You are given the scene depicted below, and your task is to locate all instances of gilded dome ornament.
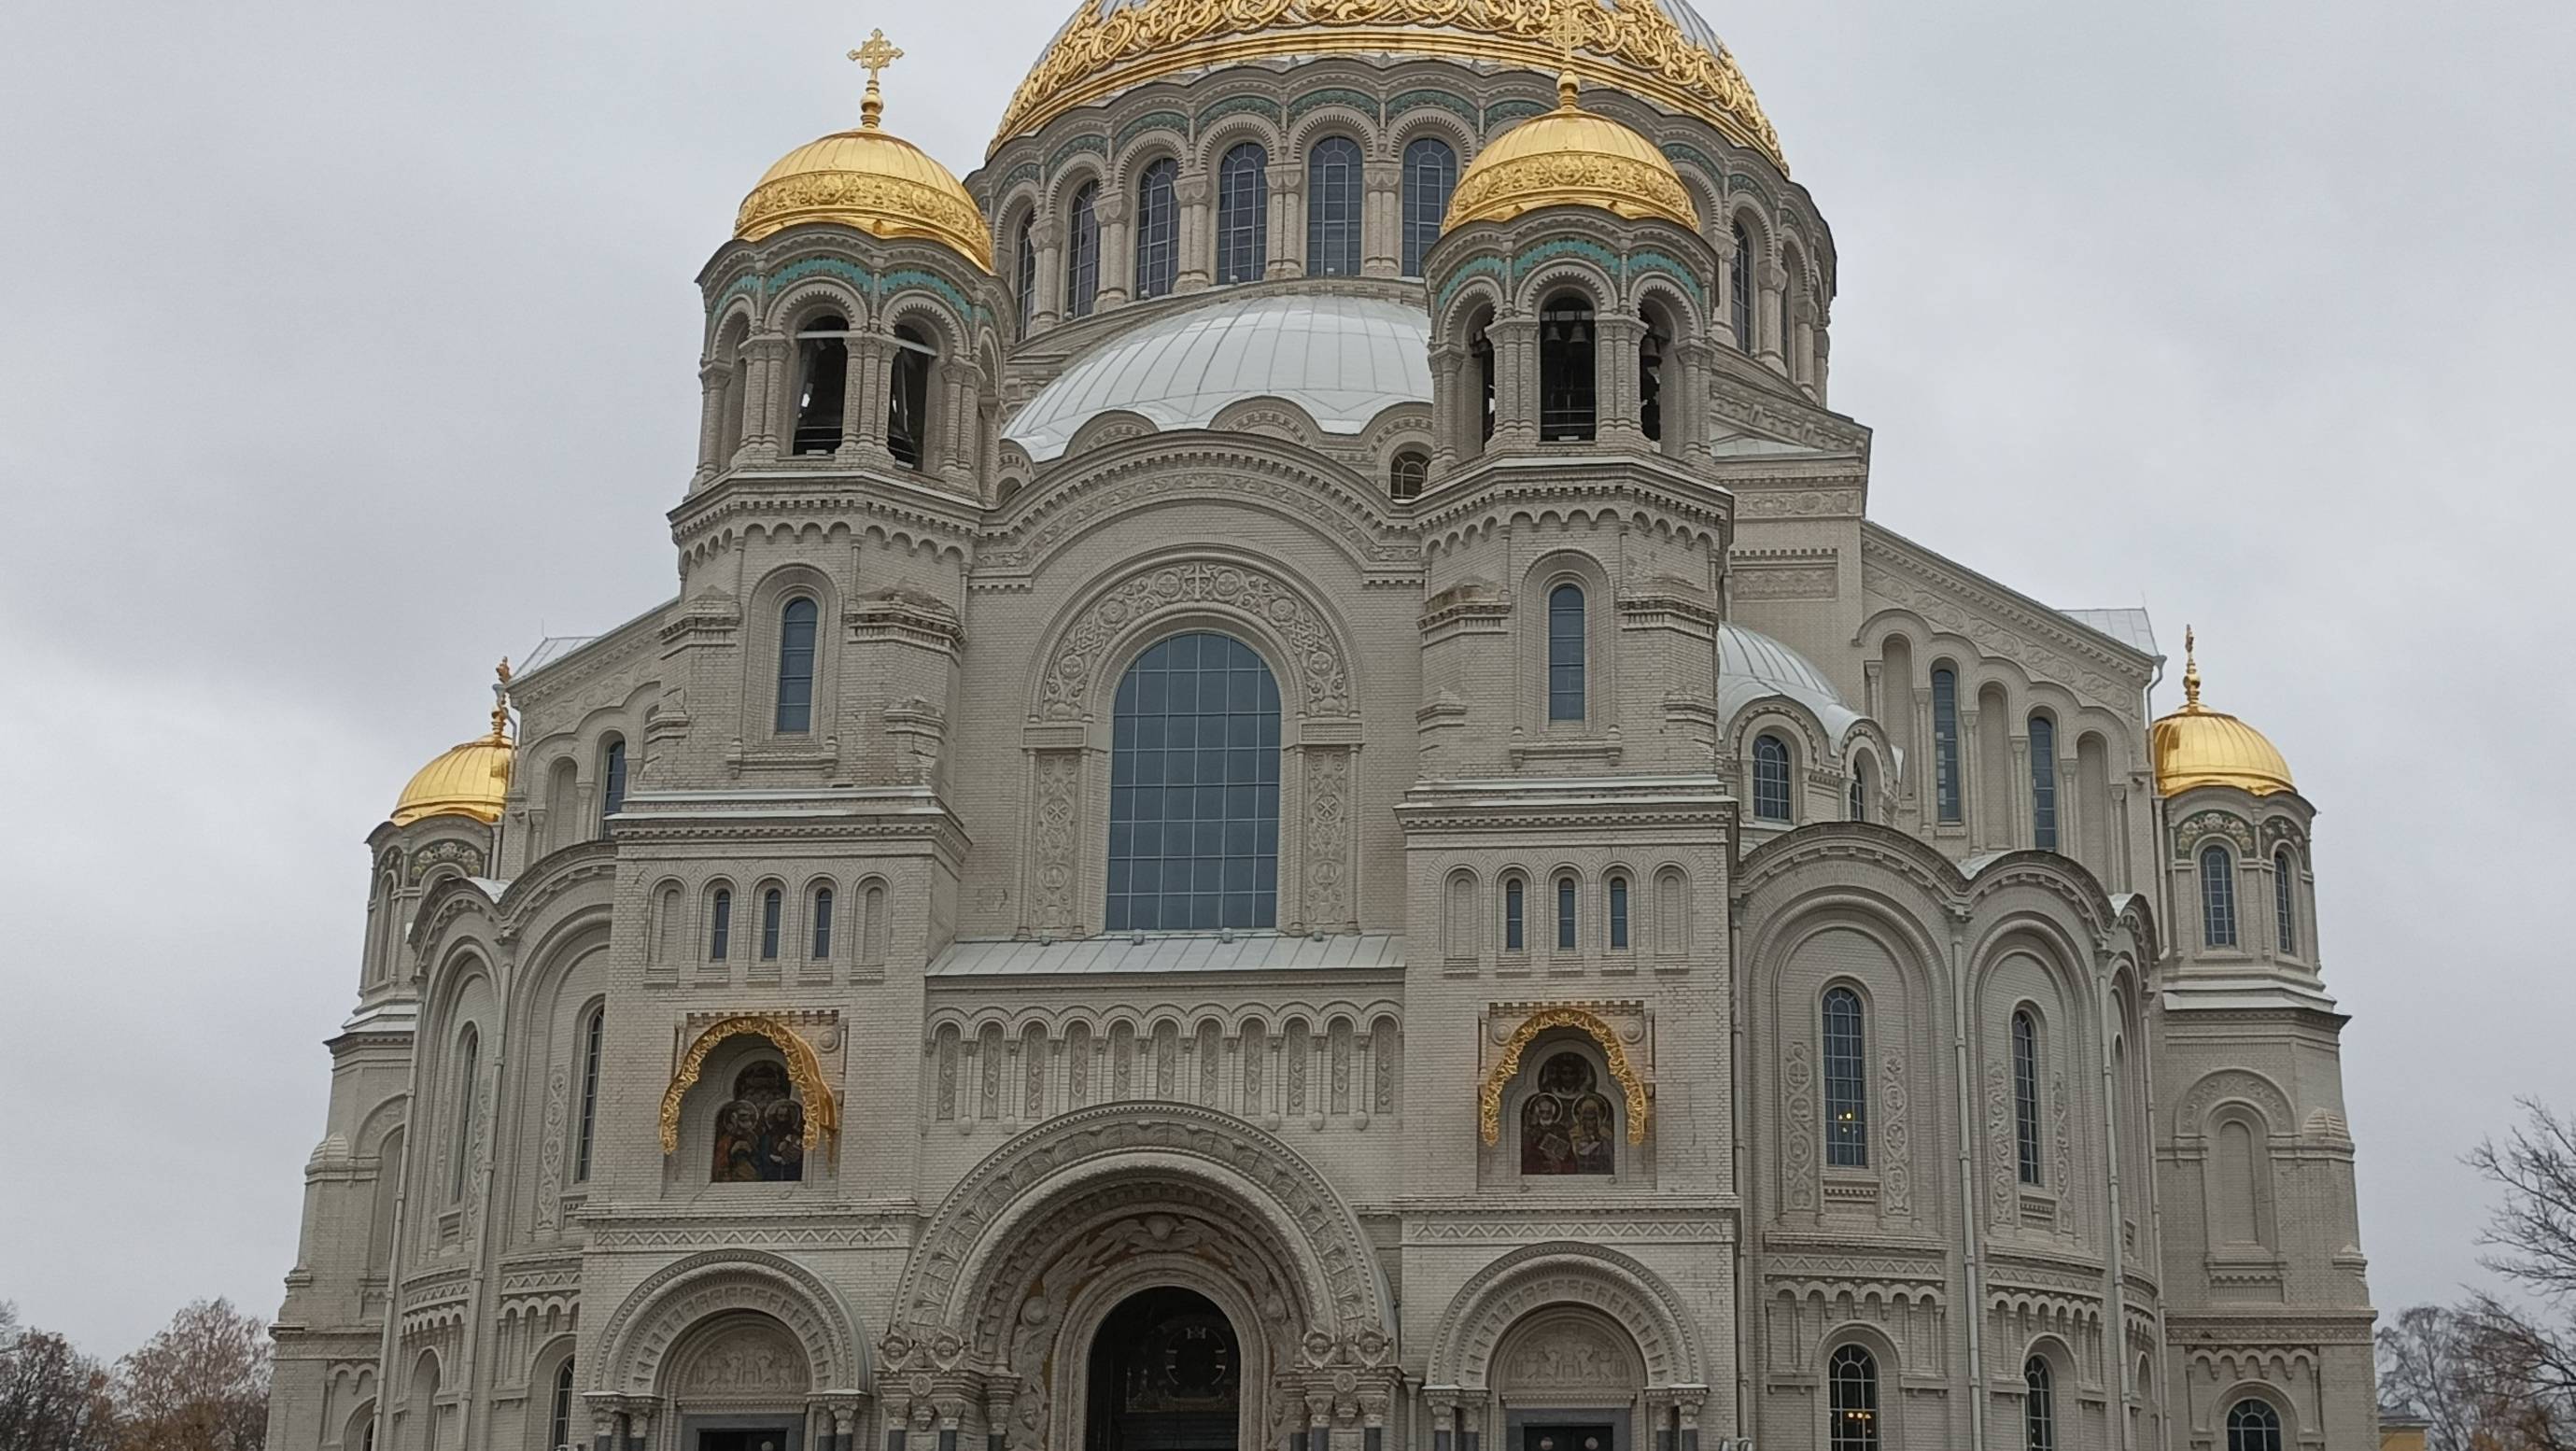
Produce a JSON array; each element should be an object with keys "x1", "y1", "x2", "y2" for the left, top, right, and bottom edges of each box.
[
  {"x1": 389, "y1": 659, "x2": 515, "y2": 827},
  {"x1": 1442, "y1": 71, "x2": 1699, "y2": 232},
  {"x1": 2150, "y1": 627, "x2": 2299, "y2": 798}
]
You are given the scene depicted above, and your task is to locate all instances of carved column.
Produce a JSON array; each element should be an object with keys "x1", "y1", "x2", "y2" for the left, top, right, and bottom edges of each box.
[
  {"x1": 1595, "y1": 313, "x2": 1646, "y2": 448},
  {"x1": 1363, "y1": 161, "x2": 1403, "y2": 277},
  {"x1": 585, "y1": 1401, "x2": 620, "y2": 1451},
  {"x1": 1674, "y1": 338, "x2": 1716, "y2": 464},
  {"x1": 841, "y1": 331, "x2": 892, "y2": 466},
  {"x1": 1492, "y1": 317, "x2": 1541, "y2": 448},
  {"x1": 1710, "y1": 226, "x2": 1741, "y2": 354},
  {"x1": 1094, "y1": 190, "x2": 1134, "y2": 308},
  {"x1": 693, "y1": 359, "x2": 730, "y2": 486},
  {"x1": 622, "y1": 1400, "x2": 657, "y2": 1451},
  {"x1": 740, "y1": 331, "x2": 791, "y2": 460},
  {"x1": 1755, "y1": 261, "x2": 1787, "y2": 370},
  {"x1": 1175, "y1": 171, "x2": 1214, "y2": 292},
  {"x1": 1268, "y1": 162, "x2": 1304, "y2": 279},
  {"x1": 1032, "y1": 219, "x2": 1066, "y2": 327}
]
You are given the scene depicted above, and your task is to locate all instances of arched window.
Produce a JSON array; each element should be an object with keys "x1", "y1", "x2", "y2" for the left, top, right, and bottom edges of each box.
[
  {"x1": 1134, "y1": 158, "x2": 1179, "y2": 301},
  {"x1": 449, "y1": 1028, "x2": 479, "y2": 1202},
  {"x1": 2202, "y1": 844, "x2": 2239, "y2": 948},
  {"x1": 1539, "y1": 293, "x2": 1598, "y2": 442},
  {"x1": 1389, "y1": 449, "x2": 1429, "y2": 501},
  {"x1": 1503, "y1": 878, "x2": 1526, "y2": 953},
  {"x1": 811, "y1": 885, "x2": 835, "y2": 959},
  {"x1": 2273, "y1": 850, "x2": 2298, "y2": 952},
  {"x1": 1931, "y1": 667, "x2": 1963, "y2": 824},
  {"x1": 1215, "y1": 142, "x2": 1268, "y2": 285},
  {"x1": 1306, "y1": 136, "x2": 1363, "y2": 277},
  {"x1": 1401, "y1": 136, "x2": 1458, "y2": 277},
  {"x1": 1823, "y1": 986, "x2": 1868, "y2": 1168},
  {"x1": 598, "y1": 737, "x2": 626, "y2": 826},
  {"x1": 549, "y1": 1360, "x2": 575, "y2": 1451},
  {"x1": 1828, "y1": 1345, "x2": 1879, "y2": 1450},
  {"x1": 888, "y1": 322, "x2": 935, "y2": 470},
  {"x1": 1105, "y1": 632, "x2": 1281, "y2": 931},
  {"x1": 2226, "y1": 1400, "x2": 2282, "y2": 1451},
  {"x1": 1753, "y1": 734, "x2": 1793, "y2": 822},
  {"x1": 1606, "y1": 874, "x2": 1630, "y2": 951},
  {"x1": 1546, "y1": 584, "x2": 1586, "y2": 722},
  {"x1": 1064, "y1": 181, "x2": 1101, "y2": 319},
  {"x1": 573, "y1": 1007, "x2": 603, "y2": 1183},
  {"x1": 1850, "y1": 756, "x2": 1874, "y2": 823},
  {"x1": 1014, "y1": 216, "x2": 1037, "y2": 336},
  {"x1": 2024, "y1": 1358, "x2": 2056, "y2": 1451},
  {"x1": 1640, "y1": 310, "x2": 1670, "y2": 443},
  {"x1": 1555, "y1": 875, "x2": 1578, "y2": 951},
  {"x1": 775, "y1": 598, "x2": 818, "y2": 733},
  {"x1": 791, "y1": 314, "x2": 849, "y2": 455},
  {"x1": 2028, "y1": 713, "x2": 2060, "y2": 850},
  {"x1": 1728, "y1": 221, "x2": 1756, "y2": 353},
  {"x1": 2012, "y1": 1008, "x2": 2043, "y2": 1186},
  {"x1": 759, "y1": 887, "x2": 783, "y2": 960},
  {"x1": 709, "y1": 888, "x2": 732, "y2": 961}
]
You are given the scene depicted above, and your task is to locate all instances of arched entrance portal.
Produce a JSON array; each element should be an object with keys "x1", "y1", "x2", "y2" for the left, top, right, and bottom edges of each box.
[{"x1": 1085, "y1": 1288, "x2": 1242, "y2": 1451}]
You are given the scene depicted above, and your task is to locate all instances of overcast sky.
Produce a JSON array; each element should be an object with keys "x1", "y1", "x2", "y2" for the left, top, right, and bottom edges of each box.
[{"x1": 2, "y1": 0, "x2": 2569, "y2": 1359}]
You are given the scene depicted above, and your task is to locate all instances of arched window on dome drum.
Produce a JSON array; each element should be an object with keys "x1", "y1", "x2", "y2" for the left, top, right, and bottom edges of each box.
[
  {"x1": 2012, "y1": 1008, "x2": 2043, "y2": 1186},
  {"x1": 1065, "y1": 182, "x2": 1101, "y2": 319},
  {"x1": 1503, "y1": 877, "x2": 1526, "y2": 953},
  {"x1": 1471, "y1": 312, "x2": 1498, "y2": 444},
  {"x1": 811, "y1": 885, "x2": 835, "y2": 959},
  {"x1": 1850, "y1": 756, "x2": 1874, "y2": 823},
  {"x1": 1729, "y1": 221, "x2": 1756, "y2": 353},
  {"x1": 2024, "y1": 1358, "x2": 2056, "y2": 1451},
  {"x1": 598, "y1": 737, "x2": 626, "y2": 827},
  {"x1": 1931, "y1": 667, "x2": 1963, "y2": 824},
  {"x1": 1215, "y1": 142, "x2": 1268, "y2": 285},
  {"x1": 1539, "y1": 293, "x2": 1598, "y2": 442},
  {"x1": 1823, "y1": 986, "x2": 1867, "y2": 1168},
  {"x1": 888, "y1": 323, "x2": 936, "y2": 471},
  {"x1": 1555, "y1": 875, "x2": 1578, "y2": 951},
  {"x1": 1828, "y1": 1345, "x2": 1879, "y2": 1450},
  {"x1": 573, "y1": 1006, "x2": 603, "y2": 1183},
  {"x1": 2029, "y1": 712, "x2": 2059, "y2": 852},
  {"x1": 1014, "y1": 217, "x2": 1037, "y2": 337},
  {"x1": 1546, "y1": 584, "x2": 1585, "y2": 722},
  {"x1": 449, "y1": 1027, "x2": 479, "y2": 1202},
  {"x1": 1306, "y1": 136, "x2": 1363, "y2": 277},
  {"x1": 1389, "y1": 449, "x2": 1429, "y2": 502},
  {"x1": 2202, "y1": 844, "x2": 2239, "y2": 948},
  {"x1": 1401, "y1": 137, "x2": 1457, "y2": 278},
  {"x1": 2226, "y1": 1400, "x2": 2282, "y2": 1451},
  {"x1": 1753, "y1": 734, "x2": 1793, "y2": 822},
  {"x1": 2273, "y1": 849, "x2": 2298, "y2": 953},
  {"x1": 791, "y1": 314, "x2": 849, "y2": 455},
  {"x1": 1640, "y1": 309, "x2": 1671, "y2": 444},
  {"x1": 759, "y1": 887, "x2": 783, "y2": 960},
  {"x1": 1134, "y1": 157, "x2": 1178, "y2": 300},
  {"x1": 1106, "y1": 632, "x2": 1281, "y2": 932},
  {"x1": 709, "y1": 888, "x2": 731, "y2": 961},
  {"x1": 775, "y1": 598, "x2": 818, "y2": 733}
]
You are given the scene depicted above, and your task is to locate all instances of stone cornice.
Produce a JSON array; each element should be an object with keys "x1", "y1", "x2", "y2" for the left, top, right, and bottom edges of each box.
[
  {"x1": 511, "y1": 598, "x2": 675, "y2": 710},
  {"x1": 671, "y1": 472, "x2": 982, "y2": 564},
  {"x1": 1414, "y1": 454, "x2": 1734, "y2": 551},
  {"x1": 1397, "y1": 776, "x2": 1733, "y2": 835},
  {"x1": 1862, "y1": 523, "x2": 2158, "y2": 688}
]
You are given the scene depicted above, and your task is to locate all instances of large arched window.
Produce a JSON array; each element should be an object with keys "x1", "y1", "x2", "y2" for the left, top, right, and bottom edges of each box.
[
  {"x1": 572, "y1": 1006, "x2": 603, "y2": 1183},
  {"x1": 1753, "y1": 734, "x2": 1793, "y2": 822},
  {"x1": 1389, "y1": 448, "x2": 1429, "y2": 501},
  {"x1": 1014, "y1": 216, "x2": 1037, "y2": 336},
  {"x1": 2226, "y1": 1400, "x2": 2282, "y2": 1451},
  {"x1": 598, "y1": 737, "x2": 626, "y2": 826},
  {"x1": 1306, "y1": 136, "x2": 1363, "y2": 277},
  {"x1": 1546, "y1": 584, "x2": 1586, "y2": 722},
  {"x1": 1828, "y1": 1345, "x2": 1879, "y2": 1450},
  {"x1": 1931, "y1": 667, "x2": 1964, "y2": 824},
  {"x1": 1134, "y1": 158, "x2": 1179, "y2": 300},
  {"x1": 2202, "y1": 845, "x2": 2239, "y2": 948},
  {"x1": 775, "y1": 598, "x2": 818, "y2": 733},
  {"x1": 1728, "y1": 221, "x2": 1756, "y2": 353},
  {"x1": 2012, "y1": 1008, "x2": 2043, "y2": 1186},
  {"x1": 1401, "y1": 136, "x2": 1458, "y2": 277},
  {"x1": 791, "y1": 313, "x2": 849, "y2": 455},
  {"x1": 888, "y1": 322, "x2": 935, "y2": 470},
  {"x1": 759, "y1": 887, "x2": 783, "y2": 960},
  {"x1": 709, "y1": 888, "x2": 733, "y2": 961},
  {"x1": 2029, "y1": 712, "x2": 2059, "y2": 851},
  {"x1": 449, "y1": 1028, "x2": 479, "y2": 1202},
  {"x1": 549, "y1": 1360, "x2": 576, "y2": 1451},
  {"x1": 1064, "y1": 181, "x2": 1101, "y2": 319},
  {"x1": 1539, "y1": 293, "x2": 1598, "y2": 442},
  {"x1": 1106, "y1": 633, "x2": 1281, "y2": 931},
  {"x1": 2273, "y1": 849, "x2": 2298, "y2": 953},
  {"x1": 2024, "y1": 1357, "x2": 2056, "y2": 1451},
  {"x1": 811, "y1": 885, "x2": 836, "y2": 959},
  {"x1": 1823, "y1": 986, "x2": 1868, "y2": 1168},
  {"x1": 1215, "y1": 142, "x2": 1268, "y2": 285}
]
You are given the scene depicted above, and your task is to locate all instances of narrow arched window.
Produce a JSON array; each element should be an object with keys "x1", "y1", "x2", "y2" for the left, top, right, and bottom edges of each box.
[
  {"x1": 1401, "y1": 136, "x2": 1458, "y2": 277},
  {"x1": 1306, "y1": 136, "x2": 1363, "y2": 277},
  {"x1": 1729, "y1": 221, "x2": 1756, "y2": 353},
  {"x1": 759, "y1": 887, "x2": 783, "y2": 960},
  {"x1": 1850, "y1": 757, "x2": 1874, "y2": 823},
  {"x1": 1215, "y1": 142, "x2": 1268, "y2": 285},
  {"x1": 1134, "y1": 158, "x2": 1179, "y2": 301},
  {"x1": 449, "y1": 1027, "x2": 480, "y2": 1202},
  {"x1": 1753, "y1": 734, "x2": 1793, "y2": 822},
  {"x1": 2029, "y1": 713, "x2": 2059, "y2": 851},
  {"x1": 791, "y1": 313, "x2": 849, "y2": 455},
  {"x1": 1640, "y1": 311, "x2": 1670, "y2": 443},
  {"x1": 549, "y1": 1360, "x2": 576, "y2": 1451},
  {"x1": 1539, "y1": 294, "x2": 1598, "y2": 442},
  {"x1": 1555, "y1": 876, "x2": 1578, "y2": 951},
  {"x1": 572, "y1": 1007, "x2": 603, "y2": 1183},
  {"x1": 2024, "y1": 1358, "x2": 2056, "y2": 1451},
  {"x1": 598, "y1": 737, "x2": 626, "y2": 826},
  {"x1": 1606, "y1": 874, "x2": 1630, "y2": 951},
  {"x1": 811, "y1": 886, "x2": 835, "y2": 959},
  {"x1": 1014, "y1": 216, "x2": 1037, "y2": 336},
  {"x1": 1546, "y1": 584, "x2": 1586, "y2": 722},
  {"x1": 709, "y1": 888, "x2": 732, "y2": 961},
  {"x1": 888, "y1": 322, "x2": 935, "y2": 471},
  {"x1": 1503, "y1": 878, "x2": 1526, "y2": 952},
  {"x1": 1828, "y1": 1345, "x2": 1879, "y2": 1451},
  {"x1": 2225, "y1": 1400, "x2": 2282, "y2": 1451},
  {"x1": 2012, "y1": 1008, "x2": 2043, "y2": 1186},
  {"x1": 1389, "y1": 449, "x2": 1429, "y2": 501},
  {"x1": 1106, "y1": 632, "x2": 1281, "y2": 930},
  {"x1": 1823, "y1": 986, "x2": 1868, "y2": 1168},
  {"x1": 1471, "y1": 319, "x2": 1497, "y2": 444},
  {"x1": 1063, "y1": 182, "x2": 1101, "y2": 319},
  {"x1": 775, "y1": 597, "x2": 818, "y2": 733},
  {"x1": 2202, "y1": 844, "x2": 2239, "y2": 948},
  {"x1": 1931, "y1": 667, "x2": 1964, "y2": 824},
  {"x1": 2273, "y1": 850, "x2": 2298, "y2": 953}
]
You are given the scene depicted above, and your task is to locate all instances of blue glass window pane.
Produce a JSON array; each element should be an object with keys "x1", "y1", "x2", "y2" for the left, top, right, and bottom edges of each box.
[
  {"x1": 811, "y1": 888, "x2": 834, "y2": 958},
  {"x1": 2203, "y1": 845, "x2": 2239, "y2": 948},
  {"x1": 2273, "y1": 851, "x2": 2298, "y2": 953},
  {"x1": 1106, "y1": 632, "x2": 1281, "y2": 931},
  {"x1": 1216, "y1": 145, "x2": 1268, "y2": 285},
  {"x1": 1555, "y1": 878, "x2": 1577, "y2": 951},
  {"x1": 1729, "y1": 222, "x2": 1756, "y2": 354},
  {"x1": 759, "y1": 889, "x2": 782, "y2": 960},
  {"x1": 1306, "y1": 136, "x2": 1363, "y2": 277},
  {"x1": 1401, "y1": 137, "x2": 1458, "y2": 278},
  {"x1": 1503, "y1": 879, "x2": 1526, "y2": 952},
  {"x1": 709, "y1": 890, "x2": 731, "y2": 960},
  {"x1": 776, "y1": 598, "x2": 819, "y2": 734},
  {"x1": 1065, "y1": 182, "x2": 1101, "y2": 319},
  {"x1": 1607, "y1": 876, "x2": 1629, "y2": 951},
  {"x1": 2013, "y1": 1010, "x2": 2043, "y2": 1186},
  {"x1": 600, "y1": 738, "x2": 626, "y2": 824},
  {"x1": 1547, "y1": 585, "x2": 1585, "y2": 722},
  {"x1": 2029, "y1": 714, "x2": 2059, "y2": 852},
  {"x1": 1135, "y1": 159, "x2": 1179, "y2": 300},
  {"x1": 1932, "y1": 669, "x2": 1963, "y2": 824},
  {"x1": 1754, "y1": 735, "x2": 1793, "y2": 822},
  {"x1": 1823, "y1": 987, "x2": 1868, "y2": 1167}
]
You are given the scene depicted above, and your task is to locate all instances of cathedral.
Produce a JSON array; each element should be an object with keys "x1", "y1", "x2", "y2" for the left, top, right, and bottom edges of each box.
[{"x1": 266, "y1": 4, "x2": 2384, "y2": 1448}]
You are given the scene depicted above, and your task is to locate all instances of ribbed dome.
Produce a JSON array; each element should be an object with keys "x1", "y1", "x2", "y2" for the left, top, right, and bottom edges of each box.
[
  {"x1": 736, "y1": 62, "x2": 991, "y2": 269},
  {"x1": 1720, "y1": 623, "x2": 1862, "y2": 746},
  {"x1": 2151, "y1": 634, "x2": 2296, "y2": 798},
  {"x1": 391, "y1": 669, "x2": 514, "y2": 827},
  {"x1": 1444, "y1": 76, "x2": 1698, "y2": 232}
]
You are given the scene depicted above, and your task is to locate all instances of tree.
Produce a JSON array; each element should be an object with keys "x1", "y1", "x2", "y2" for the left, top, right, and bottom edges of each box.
[
  {"x1": 111, "y1": 1299, "x2": 269, "y2": 1451},
  {"x1": 0, "y1": 1303, "x2": 119, "y2": 1451}
]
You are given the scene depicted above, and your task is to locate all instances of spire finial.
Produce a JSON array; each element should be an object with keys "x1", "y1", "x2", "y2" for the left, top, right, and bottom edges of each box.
[
  {"x1": 2181, "y1": 626, "x2": 2203, "y2": 712},
  {"x1": 1546, "y1": 0, "x2": 1587, "y2": 109},
  {"x1": 849, "y1": 27, "x2": 904, "y2": 130},
  {"x1": 489, "y1": 657, "x2": 514, "y2": 743}
]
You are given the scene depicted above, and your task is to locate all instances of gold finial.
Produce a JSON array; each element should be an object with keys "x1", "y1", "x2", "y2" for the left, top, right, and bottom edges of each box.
[
  {"x1": 489, "y1": 657, "x2": 514, "y2": 743},
  {"x1": 849, "y1": 28, "x2": 905, "y2": 130},
  {"x1": 1545, "y1": 0, "x2": 1588, "y2": 109},
  {"x1": 2180, "y1": 627, "x2": 2203, "y2": 712}
]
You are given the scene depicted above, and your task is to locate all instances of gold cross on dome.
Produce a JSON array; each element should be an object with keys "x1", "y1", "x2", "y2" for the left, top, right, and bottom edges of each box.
[
  {"x1": 1545, "y1": 1, "x2": 1589, "y2": 107},
  {"x1": 850, "y1": 27, "x2": 904, "y2": 128}
]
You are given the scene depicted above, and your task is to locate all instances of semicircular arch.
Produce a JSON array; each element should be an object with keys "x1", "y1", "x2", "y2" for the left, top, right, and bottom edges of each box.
[
  {"x1": 1427, "y1": 1242, "x2": 1702, "y2": 1389},
  {"x1": 592, "y1": 1248, "x2": 865, "y2": 1396}
]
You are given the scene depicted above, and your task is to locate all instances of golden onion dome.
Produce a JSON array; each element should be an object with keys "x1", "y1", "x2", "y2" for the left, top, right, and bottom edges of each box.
[
  {"x1": 2151, "y1": 629, "x2": 2297, "y2": 798},
  {"x1": 735, "y1": 32, "x2": 993, "y2": 271},
  {"x1": 390, "y1": 663, "x2": 515, "y2": 828},
  {"x1": 999, "y1": 0, "x2": 1783, "y2": 172},
  {"x1": 1444, "y1": 74, "x2": 1699, "y2": 232}
]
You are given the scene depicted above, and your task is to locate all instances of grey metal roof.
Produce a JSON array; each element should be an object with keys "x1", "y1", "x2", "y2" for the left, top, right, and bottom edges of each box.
[
  {"x1": 1004, "y1": 293, "x2": 1432, "y2": 461},
  {"x1": 2057, "y1": 607, "x2": 2158, "y2": 657},
  {"x1": 928, "y1": 931, "x2": 1405, "y2": 977},
  {"x1": 1719, "y1": 623, "x2": 1865, "y2": 748}
]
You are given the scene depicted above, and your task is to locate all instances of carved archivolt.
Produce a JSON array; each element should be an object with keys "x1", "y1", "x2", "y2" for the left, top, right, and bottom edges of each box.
[
  {"x1": 659, "y1": 1015, "x2": 840, "y2": 1153},
  {"x1": 2179, "y1": 1068, "x2": 2294, "y2": 1138},
  {"x1": 591, "y1": 1248, "x2": 863, "y2": 1395},
  {"x1": 1480, "y1": 1007, "x2": 1648, "y2": 1146},
  {"x1": 1034, "y1": 558, "x2": 1354, "y2": 721},
  {"x1": 1427, "y1": 1242, "x2": 1703, "y2": 1389}
]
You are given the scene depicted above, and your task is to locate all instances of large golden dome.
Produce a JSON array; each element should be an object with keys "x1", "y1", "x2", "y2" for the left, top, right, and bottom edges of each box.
[
  {"x1": 2151, "y1": 631, "x2": 2297, "y2": 798},
  {"x1": 736, "y1": 36, "x2": 992, "y2": 270},
  {"x1": 390, "y1": 666, "x2": 515, "y2": 828},
  {"x1": 999, "y1": 0, "x2": 1783, "y2": 171},
  {"x1": 1444, "y1": 76, "x2": 1698, "y2": 232}
]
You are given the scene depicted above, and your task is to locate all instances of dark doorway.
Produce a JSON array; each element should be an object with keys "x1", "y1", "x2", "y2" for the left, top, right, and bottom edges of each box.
[
  {"x1": 1523, "y1": 1426, "x2": 1614, "y2": 1451},
  {"x1": 698, "y1": 1431, "x2": 793, "y2": 1451},
  {"x1": 1085, "y1": 1287, "x2": 1241, "y2": 1451}
]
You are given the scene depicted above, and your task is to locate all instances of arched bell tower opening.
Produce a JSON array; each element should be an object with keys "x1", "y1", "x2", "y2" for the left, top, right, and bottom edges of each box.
[{"x1": 1083, "y1": 1288, "x2": 1243, "y2": 1451}]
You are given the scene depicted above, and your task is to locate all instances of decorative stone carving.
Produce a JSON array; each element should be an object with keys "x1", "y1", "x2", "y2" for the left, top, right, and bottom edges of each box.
[
  {"x1": 1427, "y1": 1242, "x2": 1703, "y2": 1389},
  {"x1": 536, "y1": 1065, "x2": 570, "y2": 1231},
  {"x1": 1880, "y1": 1051, "x2": 1913, "y2": 1218},
  {"x1": 2053, "y1": 1072, "x2": 2076, "y2": 1237},
  {"x1": 1781, "y1": 1041, "x2": 1816, "y2": 1212},
  {"x1": 1302, "y1": 747, "x2": 1354, "y2": 928},
  {"x1": 678, "y1": 1321, "x2": 809, "y2": 1399},
  {"x1": 1499, "y1": 1317, "x2": 1634, "y2": 1390},
  {"x1": 1987, "y1": 1060, "x2": 2017, "y2": 1229},
  {"x1": 1030, "y1": 751, "x2": 1082, "y2": 934},
  {"x1": 1036, "y1": 560, "x2": 1352, "y2": 721}
]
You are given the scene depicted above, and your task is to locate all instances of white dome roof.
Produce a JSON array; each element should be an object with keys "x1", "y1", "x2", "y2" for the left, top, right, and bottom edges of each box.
[
  {"x1": 1719, "y1": 623, "x2": 1865, "y2": 747},
  {"x1": 1005, "y1": 293, "x2": 1431, "y2": 461}
]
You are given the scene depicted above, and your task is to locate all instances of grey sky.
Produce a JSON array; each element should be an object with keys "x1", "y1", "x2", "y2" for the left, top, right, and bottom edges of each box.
[{"x1": 1, "y1": 0, "x2": 2568, "y2": 1357}]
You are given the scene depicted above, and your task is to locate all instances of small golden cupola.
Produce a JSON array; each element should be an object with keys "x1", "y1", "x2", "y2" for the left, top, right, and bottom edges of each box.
[
  {"x1": 733, "y1": 30, "x2": 993, "y2": 270},
  {"x1": 1443, "y1": 71, "x2": 1700, "y2": 233},
  {"x1": 2151, "y1": 628, "x2": 2297, "y2": 797},
  {"x1": 390, "y1": 661, "x2": 516, "y2": 828}
]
